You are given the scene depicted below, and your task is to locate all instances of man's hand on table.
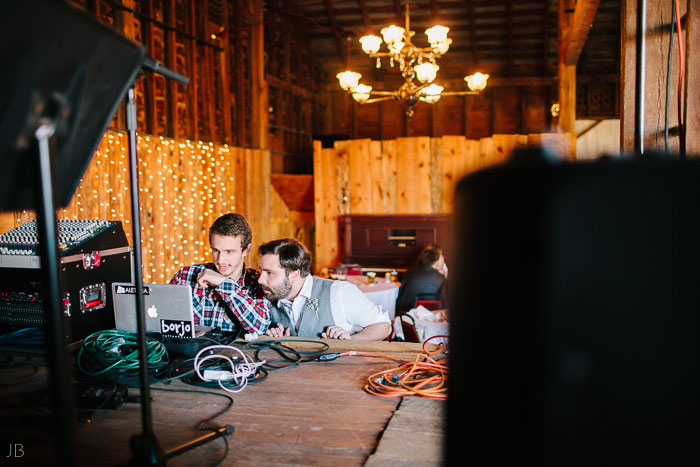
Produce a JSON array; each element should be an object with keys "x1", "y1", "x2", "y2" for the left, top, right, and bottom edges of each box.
[
  {"x1": 265, "y1": 323, "x2": 291, "y2": 337},
  {"x1": 322, "y1": 325, "x2": 351, "y2": 340}
]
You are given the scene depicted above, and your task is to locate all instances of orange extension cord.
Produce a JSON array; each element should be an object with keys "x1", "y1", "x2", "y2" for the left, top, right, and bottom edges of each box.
[{"x1": 339, "y1": 335, "x2": 449, "y2": 400}]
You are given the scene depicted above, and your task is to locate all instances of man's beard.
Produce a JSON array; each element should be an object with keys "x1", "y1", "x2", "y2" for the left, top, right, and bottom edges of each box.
[{"x1": 262, "y1": 274, "x2": 293, "y2": 300}]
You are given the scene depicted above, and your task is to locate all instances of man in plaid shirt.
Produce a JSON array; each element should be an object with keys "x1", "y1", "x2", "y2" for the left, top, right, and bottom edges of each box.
[{"x1": 170, "y1": 213, "x2": 270, "y2": 334}]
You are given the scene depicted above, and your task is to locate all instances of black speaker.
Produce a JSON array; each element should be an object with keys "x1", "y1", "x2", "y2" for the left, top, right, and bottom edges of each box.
[{"x1": 448, "y1": 151, "x2": 700, "y2": 466}]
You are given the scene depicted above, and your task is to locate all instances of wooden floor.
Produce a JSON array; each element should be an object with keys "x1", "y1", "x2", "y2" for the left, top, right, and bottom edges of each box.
[{"x1": 1, "y1": 339, "x2": 446, "y2": 466}]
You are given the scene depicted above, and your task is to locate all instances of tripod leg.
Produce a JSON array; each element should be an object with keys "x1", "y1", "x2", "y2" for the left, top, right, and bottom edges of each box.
[{"x1": 165, "y1": 426, "x2": 234, "y2": 459}]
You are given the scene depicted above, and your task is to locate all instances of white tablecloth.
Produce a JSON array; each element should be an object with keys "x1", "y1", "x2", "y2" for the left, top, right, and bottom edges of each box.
[
  {"x1": 414, "y1": 319, "x2": 449, "y2": 345},
  {"x1": 346, "y1": 276, "x2": 400, "y2": 320},
  {"x1": 396, "y1": 307, "x2": 449, "y2": 344}
]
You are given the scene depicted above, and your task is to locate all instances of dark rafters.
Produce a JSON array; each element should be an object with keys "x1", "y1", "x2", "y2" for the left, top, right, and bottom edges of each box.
[{"x1": 323, "y1": 0, "x2": 347, "y2": 66}]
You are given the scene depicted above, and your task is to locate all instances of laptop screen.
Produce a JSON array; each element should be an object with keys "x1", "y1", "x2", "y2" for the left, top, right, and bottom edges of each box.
[{"x1": 112, "y1": 283, "x2": 195, "y2": 338}]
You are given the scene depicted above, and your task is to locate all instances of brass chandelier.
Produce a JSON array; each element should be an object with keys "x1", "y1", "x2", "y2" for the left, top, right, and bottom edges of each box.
[{"x1": 336, "y1": 0, "x2": 489, "y2": 118}]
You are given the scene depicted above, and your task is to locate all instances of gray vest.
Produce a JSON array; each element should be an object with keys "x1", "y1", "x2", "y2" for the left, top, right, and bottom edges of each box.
[{"x1": 269, "y1": 276, "x2": 334, "y2": 338}]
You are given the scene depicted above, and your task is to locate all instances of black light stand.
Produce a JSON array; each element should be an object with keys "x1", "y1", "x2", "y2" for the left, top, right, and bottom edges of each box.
[
  {"x1": 124, "y1": 60, "x2": 233, "y2": 465},
  {"x1": 634, "y1": 0, "x2": 646, "y2": 155},
  {"x1": 34, "y1": 120, "x2": 78, "y2": 467},
  {"x1": 124, "y1": 84, "x2": 165, "y2": 464},
  {"x1": 1, "y1": 2, "x2": 146, "y2": 465}
]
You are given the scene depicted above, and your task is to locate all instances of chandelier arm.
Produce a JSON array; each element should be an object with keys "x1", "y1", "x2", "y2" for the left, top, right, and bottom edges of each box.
[
  {"x1": 411, "y1": 82, "x2": 431, "y2": 93},
  {"x1": 439, "y1": 91, "x2": 481, "y2": 96},
  {"x1": 367, "y1": 52, "x2": 395, "y2": 59},
  {"x1": 365, "y1": 91, "x2": 398, "y2": 96},
  {"x1": 341, "y1": 0, "x2": 488, "y2": 106},
  {"x1": 360, "y1": 96, "x2": 396, "y2": 104}
]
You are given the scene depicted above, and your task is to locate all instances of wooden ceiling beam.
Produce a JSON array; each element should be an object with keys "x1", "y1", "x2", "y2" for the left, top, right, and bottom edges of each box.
[
  {"x1": 467, "y1": 0, "x2": 478, "y2": 67},
  {"x1": 393, "y1": 0, "x2": 403, "y2": 25},
  {"x1": 357, "y1": 0, "x2": 372, "y2": 33},
  {"x1": 322, "y1": 0, "x2": 347, "y2": 67},
  {"x1": 506, "y1": 0, "x2": 513, "y2": 76},
  {"x1": 430, "y1": 0, "x2": 439, "y2": 22},
  {"x1": 543, "y1": 0, "x2": 551, "y2": 75},
  {"x1": 564, "y1": 0, "x2": 601, "y2": 65}
]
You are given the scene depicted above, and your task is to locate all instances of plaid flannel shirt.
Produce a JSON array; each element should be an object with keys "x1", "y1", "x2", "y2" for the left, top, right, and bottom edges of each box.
[{"x1": 170, "y1": 263, "x2": 270, "y2": 334}]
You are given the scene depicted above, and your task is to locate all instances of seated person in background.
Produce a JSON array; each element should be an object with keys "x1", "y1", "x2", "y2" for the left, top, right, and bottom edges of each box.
[
  {"x1": 395, "y1": 244, "x2": 448, "y2": 314},
  {"x1": 170, "y1": 213, "x2": 270, "y2": 336},
  {"x1": 258, "y1": 238, "x2": 391, "y2": 340}
]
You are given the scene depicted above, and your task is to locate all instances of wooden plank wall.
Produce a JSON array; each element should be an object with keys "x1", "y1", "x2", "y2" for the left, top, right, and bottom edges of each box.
[
  {"x1": 0, "y1": 130, "x2": 278, "y2": 283},
  {"x1": 621, "y1": 0, "x2": 699, "y2": 155},
  {"x1": 313, "y1": 133, "x2": 576, "y2": 272}
]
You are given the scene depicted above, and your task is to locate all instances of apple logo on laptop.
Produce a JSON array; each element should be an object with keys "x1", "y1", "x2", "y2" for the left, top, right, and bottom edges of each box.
[{"x1": 147, "y1": 305, "x2": 158, "y2": 318}]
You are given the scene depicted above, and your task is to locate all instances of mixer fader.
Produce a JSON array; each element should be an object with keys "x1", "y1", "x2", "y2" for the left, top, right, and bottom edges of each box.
[{"x1": 0, "y1": 219, "x2": 128, "y2": 268}]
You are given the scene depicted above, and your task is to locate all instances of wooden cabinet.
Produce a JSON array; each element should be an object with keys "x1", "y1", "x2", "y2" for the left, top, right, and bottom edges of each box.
[{"x1": 339, "y1": 215, "x2": 452, "y2": 269}]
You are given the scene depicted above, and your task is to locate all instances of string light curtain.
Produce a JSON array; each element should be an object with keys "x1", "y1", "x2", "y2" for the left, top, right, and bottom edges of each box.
[{"x1": 59, "y1": 131, "x2": 237, "y2": 283}]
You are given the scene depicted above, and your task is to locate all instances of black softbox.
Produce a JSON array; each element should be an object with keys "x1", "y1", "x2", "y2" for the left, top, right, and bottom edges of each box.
[{"x1": 0, "y1": 0, "x2": 145, "y2": 209}]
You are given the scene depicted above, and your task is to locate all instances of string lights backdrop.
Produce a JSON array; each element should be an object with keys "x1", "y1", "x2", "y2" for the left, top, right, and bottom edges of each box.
[{"x1": 12, "y1": 131, "x2": 248, "y2": 283}]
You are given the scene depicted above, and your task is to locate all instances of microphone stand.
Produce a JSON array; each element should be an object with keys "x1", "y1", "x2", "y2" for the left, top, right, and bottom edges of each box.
[{"x1": 125, "y1": 58, "x2": 233, "y2": 465}]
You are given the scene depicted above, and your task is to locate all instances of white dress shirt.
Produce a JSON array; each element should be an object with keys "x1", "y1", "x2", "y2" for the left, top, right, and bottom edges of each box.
[{"x1": 278, "y1": 275, "x2": 390, "y2": 333}]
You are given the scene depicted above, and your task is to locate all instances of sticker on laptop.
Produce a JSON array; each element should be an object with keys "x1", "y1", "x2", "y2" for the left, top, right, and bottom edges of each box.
[
  {"x1": 115, "y1": 285, "x2": 150, "y2": 295},
  {"x1": 161, "y1": 319, "x2": 193, "y2": 338}
]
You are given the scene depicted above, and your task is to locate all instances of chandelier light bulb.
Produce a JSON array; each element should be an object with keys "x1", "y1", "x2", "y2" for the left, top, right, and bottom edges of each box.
[
  {"x1": 381, "y1": 25, "x2": 405, "y2": 45},
  {"x1": 388, "y1": 41, "x2": 405, "y2": 55},
  {"x1": 415, "y1": 62, "x2": 439, "y2": 83},
  {"x1": 359, "y1": 35, "x2": 382, "y2": 54},
  {"x1": 420, "y1": 84, "x2": 444, "y2": 103},
  {"x1": 465, "y1": 72, "x2": 489, "y2": 91},
  {"x1": 425, "y1": 25, "x2": 449, "y2": 46},
  {"x1": 352, "y1": 84, "x2": 372, "y2": 102},
  {"x1": 435, "y1": 38, "x2": 452, "y2": 54},
  {"x1": 336, "y1": 70, "x2": 362, "y2": 91}
]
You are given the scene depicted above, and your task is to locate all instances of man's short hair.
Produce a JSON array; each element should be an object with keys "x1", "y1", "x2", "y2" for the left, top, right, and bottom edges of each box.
[
  {"x1": 258, "y1": 238, "x2": 312, "y2": 278},
  {"x1": 419, "y1": 244, "x2": 442, "y2": 266},
  {"x1": 209, "y1": 213, "x2": 252, "y2": 250}
]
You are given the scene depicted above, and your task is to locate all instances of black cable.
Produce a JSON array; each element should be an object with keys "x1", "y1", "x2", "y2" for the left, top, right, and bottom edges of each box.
[
  {"x1": 152, "y1": 386, "x2": 234, "y2": 466},
  {"x1": 156, "y1": 357, "x2": 199, "y2": 384},
  {"x1": 78, "y1": 383, "x2": 118, "y2": 424},
  {"x1": 252, "y1": 342, "x2": 304, "y2": 370},
  {"x1": 241, "y1": 339, "x2": 330, "y2": 371},
  {"x1": 665, "y1": 2, "x2": 676, "y2": 154}
]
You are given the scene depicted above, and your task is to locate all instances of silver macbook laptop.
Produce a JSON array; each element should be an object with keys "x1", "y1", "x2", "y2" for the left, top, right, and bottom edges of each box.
[{"x1": 112, "y1": 283, "x2": 196, "y2": 338}]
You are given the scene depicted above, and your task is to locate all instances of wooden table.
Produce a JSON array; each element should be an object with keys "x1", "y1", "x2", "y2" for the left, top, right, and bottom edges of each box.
[{"x1": 1, "y1": 338, "x2": 445, "y2": 466}]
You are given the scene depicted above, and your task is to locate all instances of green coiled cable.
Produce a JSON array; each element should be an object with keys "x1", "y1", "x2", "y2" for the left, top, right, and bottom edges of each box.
[{"x1": 77, "y1": 329, "x2": 168, "y2": 376}]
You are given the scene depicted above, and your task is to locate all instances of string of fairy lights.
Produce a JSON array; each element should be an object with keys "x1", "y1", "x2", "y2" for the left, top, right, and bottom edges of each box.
[{"x1": 43, "y1": 130, "x2": 240, "y2": 283}]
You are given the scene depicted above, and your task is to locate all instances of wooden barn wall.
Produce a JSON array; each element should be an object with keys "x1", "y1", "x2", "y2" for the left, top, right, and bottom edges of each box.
[
  {"x1": 0, "y1": 130, "x2": 311, "y2": 283},
  {"x1": 269, "y1": 189, "x2": 315, "y2": 259},
  {"x1": 66, "y1": 0, "x2": 320, "y2": 172},
  {"x1": 65, "y1": 0, "x2": 253, "y2": 145},
  {"x1": 621, "y1": 0, "x2": 700, "y2": 155},
  {"x1": 265, "y1": 0, "x2": 320, "y2": 175},
  {"x1": 313, "y1": 133, "x2": 576, "y2": 273}
]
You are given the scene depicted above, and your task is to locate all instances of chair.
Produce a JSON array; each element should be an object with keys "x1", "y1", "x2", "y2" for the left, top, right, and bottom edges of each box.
[
  {"x1": 400, "y1": 314, "x2": 420, "y2": 343},
  {"x1": 414, "y1": 299, "x2": 442, "y2": 311}
]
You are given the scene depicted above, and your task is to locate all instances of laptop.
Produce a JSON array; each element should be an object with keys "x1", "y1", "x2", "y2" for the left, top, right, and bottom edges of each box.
[{"x1": 112, "y1": 283, "x2": 196, "y2": 338}]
